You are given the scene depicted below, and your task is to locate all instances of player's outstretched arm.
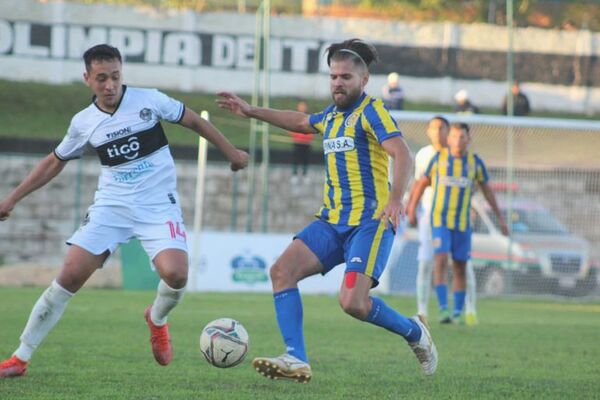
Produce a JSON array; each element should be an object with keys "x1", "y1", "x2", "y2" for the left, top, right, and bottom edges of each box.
[
  {"x1": 0, "y1": 153, "x2": 67, "y2": 221},
  {"x1": 378, "y1": 136, "x2": 413, "y2": 230},
  {"x1": 179, "y1": 107, "x2": 249, "y2": 171},
  {"x1": 479, "y1": 182, "x2": 509, "y2": 236},
  {"x1": 216, "y1": 91, "x2": 315, "y2": 134}
]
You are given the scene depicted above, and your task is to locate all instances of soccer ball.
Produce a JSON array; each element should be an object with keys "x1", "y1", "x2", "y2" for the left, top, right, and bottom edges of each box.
[{"x1": 199, "y1": 318, "x2": 249, "y2": 368}]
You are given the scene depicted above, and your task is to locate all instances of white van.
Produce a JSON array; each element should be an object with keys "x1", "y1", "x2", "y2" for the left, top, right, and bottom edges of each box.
[{"x1": 470, "y1": 194, "x2": 598, "y2": 297}]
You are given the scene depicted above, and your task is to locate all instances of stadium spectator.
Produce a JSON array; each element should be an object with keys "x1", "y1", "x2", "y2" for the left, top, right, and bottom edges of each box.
[
  {"x1": 405, "y1": 116, "x2": 479, "y2": 325},
  {"x1": 381, "y1": 72, "x2": 405, "y2": 110},
  {"x1": 453, "y1": 89, "x2": 480, "y2": 115},
  {"x1": 502, "y1": 82, "x2": 531, "y2": 116},
  {"x1": 288, "y1": 100, "x2": 313, "y2": 184},
  {"x1": 407, "y1": 123, "x2": 508, "y2": 324},
  {"x1": 217, "y1": 38, "x2": 437, "y2": 383},
  {"x1": 561, "y1": 19, "x2": 577, "y2": 31},
  {"x1": 0, "y1": 44, "x2": 248, "y2": 378}
]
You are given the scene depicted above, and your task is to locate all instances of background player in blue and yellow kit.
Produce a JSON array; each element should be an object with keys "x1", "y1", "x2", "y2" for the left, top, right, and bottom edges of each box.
[
  {"x1": 218, "y1": 38, "x2": 437, "y2": 382},
  {"x1": 408, "y1": 123, "x2": 508, "y2": 323}
]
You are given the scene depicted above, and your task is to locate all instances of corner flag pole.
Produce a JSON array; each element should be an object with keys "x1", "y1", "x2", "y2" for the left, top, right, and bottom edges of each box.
[
  {"x1": 246, "y1": 2, "x2": 264, "y2": 232},
  {"x1": 190, "y1": 110, "x2": 209, "y2": 291},
  {"x1": 506, "y1": 0, "x2": 515, "y2": 270},
  {"x1": 260, "y1": 0, "x2": 271, "y2": 233}
]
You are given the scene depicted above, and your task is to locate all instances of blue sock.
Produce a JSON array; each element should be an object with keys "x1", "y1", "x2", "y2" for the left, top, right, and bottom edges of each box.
[
  {"x1": 453, "y1": 290, "x2": 466, "y2": 318},
  {"x1": 435, "y1": 284, "x2": 448, "y2": 311},
  {"x1": 366, "y1": 297, "x2": 421, "y2": 343},
  {"x1": 273, "y1": 288, "x2": 307, "y2": 362}
]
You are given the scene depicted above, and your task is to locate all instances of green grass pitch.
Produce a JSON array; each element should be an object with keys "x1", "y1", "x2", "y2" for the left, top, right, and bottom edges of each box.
[{"x1": 1, "y1": 287, "x2": 599, "y2": 399}]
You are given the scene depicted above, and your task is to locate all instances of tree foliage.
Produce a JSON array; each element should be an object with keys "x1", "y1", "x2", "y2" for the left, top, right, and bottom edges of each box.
[{"x1": 59, "y1": 0, "x2": 600, "y2": 31}]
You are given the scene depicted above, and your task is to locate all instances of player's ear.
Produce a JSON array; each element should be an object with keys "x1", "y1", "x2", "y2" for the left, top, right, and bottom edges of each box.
[
  {"x1": 83, "y1": 72, "x2": 90, "y2": 87},
  {"x1": 361, "y1": 70, "x2": 369, "y2": 87}
]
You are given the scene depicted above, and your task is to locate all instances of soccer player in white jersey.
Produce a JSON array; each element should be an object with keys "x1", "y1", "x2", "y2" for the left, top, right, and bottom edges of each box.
[
  {"x1": 0, "y1": 44, "x2": 248, "y2": 378},
  {"x1": 408, "y1": 116, "x2": 478, "y2": 325}
]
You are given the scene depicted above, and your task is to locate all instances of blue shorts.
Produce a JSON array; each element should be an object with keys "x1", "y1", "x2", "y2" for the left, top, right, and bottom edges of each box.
[
  {"x1": 295, "y1": 218, "x2": 394, "y2": 287},
  {"x1": 431, "y1": 226, "x2": 472, "y2": 262}
]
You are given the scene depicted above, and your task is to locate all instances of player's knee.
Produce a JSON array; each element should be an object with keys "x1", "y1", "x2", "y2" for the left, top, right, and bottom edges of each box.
[
  {"x1": 453, "y1": 262, "x2": 467, "y2": 279},
  {"x1": 269, "y1": 261, "x2": 293, "y2": 286},
  {"x1": 57, "y1": 262, "x2": 88, "y2": 293},
  {"x1": 339, "y1": 296, "x2": 370, "y2": 320},
  {"x1": 161, "y1": 268, "x2": 188, "y2": 289},
  {"x1": 172, "y1": 275, "x2": 187, "y2": 289},
  {"x1": 56, "y1": 276, "x2": 78, "y2": 293}
]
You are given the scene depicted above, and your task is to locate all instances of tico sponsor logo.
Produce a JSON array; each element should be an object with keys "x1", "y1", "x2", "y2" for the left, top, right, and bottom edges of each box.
[{"x1": 106, "y1": 136, "x2": 140, "y2": 160}]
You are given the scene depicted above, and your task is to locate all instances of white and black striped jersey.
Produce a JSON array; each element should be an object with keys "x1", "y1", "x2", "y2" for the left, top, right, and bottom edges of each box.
[{"x1": 55, "y1": 86, "x2": 185, "y2": 206}]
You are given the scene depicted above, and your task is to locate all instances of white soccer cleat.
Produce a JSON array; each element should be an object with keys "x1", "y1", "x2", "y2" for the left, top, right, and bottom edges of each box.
[
  {"x1": 252, "y1": 353, "x2": 312, "y2": 383},
  {"x1": 409, "y1": 315, "x2": 438, "y2": 376}
]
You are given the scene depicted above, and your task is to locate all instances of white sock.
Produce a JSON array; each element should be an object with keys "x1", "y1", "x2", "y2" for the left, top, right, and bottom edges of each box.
[
  {"x1": 14, "y1": 280, "x2": 74, "y2": 362},
  {"x1": 465, "y1": 262, "x2": 477, "y2": 315},
  {"x1": 416, "y1": 260, "x2": 433, "y2": 316},
  {"x1": 150, "y1": 280, "x2": 186, "y2": 326}
]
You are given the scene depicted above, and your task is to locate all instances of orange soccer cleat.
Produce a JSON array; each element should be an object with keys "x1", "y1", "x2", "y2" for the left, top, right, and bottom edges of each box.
[
  {"x1": 144, "y1": 306, "x2": 173, "y2": 366},
  {"x1": 0, "y1": 355, "x2": 28, "y2": 378}
]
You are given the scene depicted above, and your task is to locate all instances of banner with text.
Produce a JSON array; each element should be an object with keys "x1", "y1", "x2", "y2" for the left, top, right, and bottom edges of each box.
[
  {"x1": 188, "y1": 231, "x2": 345, "y2": 294},
  {"x1": 2, "y1": 0, "x2": 600, "y2": 112}
]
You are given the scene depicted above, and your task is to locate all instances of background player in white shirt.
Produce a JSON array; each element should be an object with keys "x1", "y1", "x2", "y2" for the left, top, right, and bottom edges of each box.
[
  {"x1": 408, "y1": 116, "x2": 478, "y2": 325},
  {"x1": 0, "y1": 44, "x2": 248, "y2": 378}
]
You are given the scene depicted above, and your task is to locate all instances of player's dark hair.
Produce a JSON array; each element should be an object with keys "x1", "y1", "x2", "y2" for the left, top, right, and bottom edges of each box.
[
  {"x1": 431, "y1": 115, "x2": 450, "y2": 128},
  {"x1": 83, "y1": 44, "x2": 122, "y2": 71},
  {"x1": 326, "y1": 38, "x2": 379, "y2": 69},
  {"x1": 451, "y1": 122, "x2": 470, "y2": 134}
]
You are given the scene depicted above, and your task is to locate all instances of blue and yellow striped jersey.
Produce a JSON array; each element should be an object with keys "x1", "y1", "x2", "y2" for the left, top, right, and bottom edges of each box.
[
  {"x1": 425, "y1": 148, "x2": 489, "y2": 231},
  {"x1": 308, "y1": 93, "x2": 402, "y2": 226}
]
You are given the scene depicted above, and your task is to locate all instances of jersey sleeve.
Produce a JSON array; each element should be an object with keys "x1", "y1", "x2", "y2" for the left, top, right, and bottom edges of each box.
[
  {"x1": 362, "y1": 98, "x2": 402, "y2": 143},
  {"x1": 474, "y1": 154, "x2": 489, "y2": 184},
  {"x1": 308, "y1": 104, "x2": 334, "y2": 134},
  {"x1": 150, "y1": 89, "x2": 185, "y2": 123},
  {"x1": 424, "y1": 152, "x2": 440, "y2": 180},
  {"x1": 54, "y1": 117, "x2": 89, "y2": 161},
  {"x1": 414, "y1": 147, "x2": 431, "y2": 180}
]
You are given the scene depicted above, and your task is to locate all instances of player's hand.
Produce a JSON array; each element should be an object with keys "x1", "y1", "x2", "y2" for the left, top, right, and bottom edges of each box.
[
  {"x1": 0, "y1": 198, "x2": 15, "y2": 221},
  {"x1": 229, "y1": 149, "x2": 249, "y2": 172},
  {"x1": 377, "y1": 199, "x2": 405, "y2": 231},
  {"x1": 216, "y1": 92, "x2": 252, "y2": 118},
  {"x1": 408, "y1": 208, "x2": 417, "y2": 227}
]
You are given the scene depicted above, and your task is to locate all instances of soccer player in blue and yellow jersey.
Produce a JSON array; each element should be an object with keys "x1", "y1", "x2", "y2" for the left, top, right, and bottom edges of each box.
[
  {"x1": 408, "y1": 123, "x2": 508, "y2": 324},
  {"x1": 218, "y1": 38, "x2": 437, "y2": 382}
]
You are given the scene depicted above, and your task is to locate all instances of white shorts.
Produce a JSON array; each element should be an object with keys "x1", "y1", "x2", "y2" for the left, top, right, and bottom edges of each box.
[
  {"x1": 417, "y1": 205, "x2": 433, "y2": 262},
  {"x1": 67, "y1": 202, "x2": 188, "y2": 263}
]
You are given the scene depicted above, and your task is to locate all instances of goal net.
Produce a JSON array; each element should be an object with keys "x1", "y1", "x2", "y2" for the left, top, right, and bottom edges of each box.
[{"x1": 381, "y1": 111, "x2": 600, "y2": 298}]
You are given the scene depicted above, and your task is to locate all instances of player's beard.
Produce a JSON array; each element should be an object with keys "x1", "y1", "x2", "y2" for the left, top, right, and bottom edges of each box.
[{"x1": 332, "y1": 86, "x2": 362, "y2": 109}]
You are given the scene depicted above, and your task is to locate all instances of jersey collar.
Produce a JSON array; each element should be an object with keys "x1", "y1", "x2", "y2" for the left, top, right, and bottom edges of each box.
[{"x1": 92, "y1": 85, "x2": 127, "y2": 116}]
